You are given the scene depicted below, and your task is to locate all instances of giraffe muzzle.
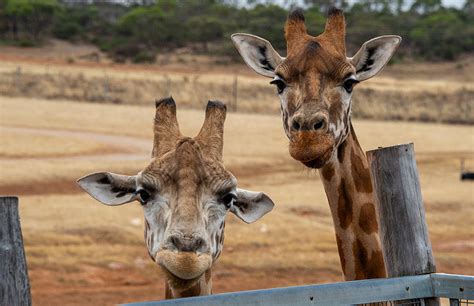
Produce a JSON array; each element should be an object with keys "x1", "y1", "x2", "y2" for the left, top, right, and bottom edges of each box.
[
  {"x1": 156, "y1": 250, "x2": 212, "y2": 280},
  {"x1": 289, "y1": 131, "x2": 335, "y2": 169}
]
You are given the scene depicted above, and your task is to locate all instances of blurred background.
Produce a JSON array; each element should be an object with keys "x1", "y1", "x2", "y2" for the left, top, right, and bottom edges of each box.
[{"x1": 0, "y1": 0, "x2": 473, "y2": 305}]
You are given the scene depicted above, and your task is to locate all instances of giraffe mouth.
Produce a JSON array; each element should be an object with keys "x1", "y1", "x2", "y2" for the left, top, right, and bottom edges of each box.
[
  {"x1": 289, "y1": 131, "x2": 334, "y2": 168},
  {"x1": 295, "y1": 147, "x2": 333, "y2": 169},
  {"x1": 302, "y1": 158, "x2": 328, "y2": 169},
  {"x1": 156, "y1": 250, "x2": 212, "y2": 281}
]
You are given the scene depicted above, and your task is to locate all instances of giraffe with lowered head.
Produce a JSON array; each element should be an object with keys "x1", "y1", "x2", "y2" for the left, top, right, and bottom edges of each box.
[
  {"x1": 232, "y1": 8, "x2": 401, "y2": 280},
  {"x1": 77, "y1": 97, "x2": 274, "y2": 299}
]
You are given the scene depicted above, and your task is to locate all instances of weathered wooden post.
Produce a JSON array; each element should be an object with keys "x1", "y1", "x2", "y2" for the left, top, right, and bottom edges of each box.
[
  {"x1": 367, "y1": 143, "x2": 438, "y2": 306},
  {"x1": 0, "y1": 196, "x2": 32, "y2": 306}
]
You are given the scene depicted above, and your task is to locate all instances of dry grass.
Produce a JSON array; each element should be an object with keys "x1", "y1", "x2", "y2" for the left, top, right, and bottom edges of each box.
[
  {"x1": 0, "y1": 128, "x2": 113, "y2": 158},
  {"x1": 1, "y1": 96, "x2": 473, "y2": 305},
  {"x1": 0, "y1": 56, "x2": 473, "y2": 124}
]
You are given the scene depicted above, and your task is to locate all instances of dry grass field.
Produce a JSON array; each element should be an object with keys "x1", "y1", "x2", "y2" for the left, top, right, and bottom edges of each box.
[
  {"x1": 1, "y1": 93, "x2": 473, "y2": 305},
  {"x1": 0, "y1": 41, "x2": 473, "y2": 124},
  {"x1": 0, "y1": 42, "x2": 473, "y2": 305}
]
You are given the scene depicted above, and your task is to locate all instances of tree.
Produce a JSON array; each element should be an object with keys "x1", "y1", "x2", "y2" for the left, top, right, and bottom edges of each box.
[
  {"x1": 5, "y1": 0, "x2": 60, "y2": 42},
  {"x1": 53, "y1": 5, "x2": 101, "y2": 40},
  {"x1": 410, "y1": 0, "x2": 442, "y2": 14},
  {"x1": 409, "y1": 9, "x2": 468, "y2": 59}
]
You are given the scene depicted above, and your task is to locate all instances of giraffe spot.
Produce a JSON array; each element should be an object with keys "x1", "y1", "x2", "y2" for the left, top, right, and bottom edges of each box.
[
  {"x1": 351, "y1": 149, "x2": 373, "y2": 193},
  {"x1": 180, "y1": 282, "x2": 202, "y2": 297},
  {"x1": 205, "y1": 269, "x2": 212, "y2": 282},
  {"x1": 367, "y1": 249, "x2": 387, "y2": 278},
  {"x1": 337, "y1": 178, "x2": 353, "y2": 229},
  {"x1": 321, "y1": 163, "x2": 335, "y2": 181},
  {"x1": 329, "y1": 93, "x2": 343, "y2": 124},
  {"x1": 337, "y1": 139, "x2": 348, "y2": 163},
  {"x1": 336, "y1": 234, "x2": 347, "y2": 276},
  {"x1": 353, "y1": 238, "x2": 386, "y2": 279},
  {"x1": 281, "y1": 106, "x2": 290, "y2": 134},
  {"x1": 352, "y1": 238, "x2": 369, "y2": 279},
  {"x1": 359, "y1": 203, "x2": 378, "y2": 234}
]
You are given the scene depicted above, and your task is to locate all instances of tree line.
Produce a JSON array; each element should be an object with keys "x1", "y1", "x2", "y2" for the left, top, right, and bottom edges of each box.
[{"x1": 0, "y1": 0, "x2": 472, "y2": 63}]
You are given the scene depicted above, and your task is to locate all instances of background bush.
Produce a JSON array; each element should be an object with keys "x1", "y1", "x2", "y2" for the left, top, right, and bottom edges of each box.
[{"x1": 0, "y1": 0, "x2": 472, "y2": 62}]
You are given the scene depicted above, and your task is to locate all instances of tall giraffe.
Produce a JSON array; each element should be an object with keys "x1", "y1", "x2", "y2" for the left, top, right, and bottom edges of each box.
[
  {"x1": 232, "y1": 8, "x2": 401, "y2": 280},
  {"x1": 77, "y1": 97, "x2": 274, "y2": 299}
]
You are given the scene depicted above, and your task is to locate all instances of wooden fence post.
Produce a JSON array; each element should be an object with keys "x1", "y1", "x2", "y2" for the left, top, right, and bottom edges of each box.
[
  {"x1": 0, "y1": 196, "x2": 32, "y2": 306},
  {"x1": 367, "y1": 143, "x2": 438, "y2": 305}
]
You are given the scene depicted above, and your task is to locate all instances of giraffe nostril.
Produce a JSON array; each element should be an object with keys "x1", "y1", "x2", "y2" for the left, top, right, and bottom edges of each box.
[
  {"x1": 170, "y1": 236, "x2": 181, "y2": 250},
  {"x1": 168, "y1": 234, "x2": 207, "y2": 253},
  {"x1": 292, "y1": 120, "x2": 301, "y2": 131},
  {"x1": 314, "y1": 120, "x2": 325, "y2": 130},
  {"x1": 195, "y1": 237, "x2": 204, "y2": 250}
]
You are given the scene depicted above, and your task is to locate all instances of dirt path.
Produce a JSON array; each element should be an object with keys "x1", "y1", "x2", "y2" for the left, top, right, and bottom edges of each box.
[{"x1": 1, "y1": 125, "x2": 151, "y2": 162}]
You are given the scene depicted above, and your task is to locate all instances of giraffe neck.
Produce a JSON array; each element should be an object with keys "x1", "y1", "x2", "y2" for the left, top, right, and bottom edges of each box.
[
  {"x1": 165, "y1": 269, "x2": 212, "y2": 299},
  {"x1": 318, "y1": 123, "x2": 386, "y2": 280}
]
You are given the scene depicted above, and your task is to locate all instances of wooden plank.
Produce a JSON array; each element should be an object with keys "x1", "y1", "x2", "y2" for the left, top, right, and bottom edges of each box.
[
  {"x1": 367, "y1": 143, "x2": 438, "y2": 305},
  {"x1": 123, "y1": 274, "x2": 434, "y2": 306},
  {"x1": 431, "y1": 273, "x2": 474, "y2": 300},
  {"x1": 0, "y1": 196, "x2": 32, "y2": 306}
]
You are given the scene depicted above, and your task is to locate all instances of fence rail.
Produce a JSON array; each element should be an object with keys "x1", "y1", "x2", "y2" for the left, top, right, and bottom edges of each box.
[{"x1": 123, "y1": 273, "x2": 474, "y2": 306}]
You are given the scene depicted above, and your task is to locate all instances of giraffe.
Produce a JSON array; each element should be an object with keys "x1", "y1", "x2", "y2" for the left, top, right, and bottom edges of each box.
[
  {"x1": 231, "y1": 8, "x2": 401, "y2": 280},
  {"x1": 77, "y1": 97, "x2": 274, "y2": 299}
]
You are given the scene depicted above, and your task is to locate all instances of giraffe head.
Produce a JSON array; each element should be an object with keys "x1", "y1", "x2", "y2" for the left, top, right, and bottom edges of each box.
[
  {"x1": 232, "y1": 8, "x2": 401, "y2": 168},
  {"x1": 77, "y1": 97, "x2": 274, "y2": 293}
]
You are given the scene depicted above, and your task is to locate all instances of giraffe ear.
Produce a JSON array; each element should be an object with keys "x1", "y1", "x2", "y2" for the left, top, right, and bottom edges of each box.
[
  {"x1": 230, "y1": 188, "x2": 274, "y2": 224},
  {"x1": 77, "y1": 172, "x2": 138, "y2": 206},
  {"x1": 231, "y1": 33, "x2": 284, "y2": 78},
  {"x1": 350, "y1": 35, "x2": 402, "y2": 82}
]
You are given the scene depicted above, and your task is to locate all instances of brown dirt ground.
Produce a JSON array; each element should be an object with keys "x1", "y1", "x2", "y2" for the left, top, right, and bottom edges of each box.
[{"x1": 0, "y1": 43, "x2": 473, "y2": 305}]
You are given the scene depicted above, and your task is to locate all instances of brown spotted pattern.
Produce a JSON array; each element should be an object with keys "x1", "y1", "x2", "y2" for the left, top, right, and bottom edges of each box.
[
  {"x1": 79, "y1": 98, "x2": 272, "y2": 299},
  {"x1": 351, "y1": 149, "x2": 374, "y2": 193},
  {"x1": 281, "y1": 9, "x2": 388, "y2": 280},
  {"x1": 321, "y1": 163, "x2": 335, "y2": 181},
  {"x1": 359, "y1": 203, "x2": 379, "y2": 234},
  {"x1": 272, "y1": 9, "x2": 357, "y2": 168},
  {"x1": 233, "y1": 6, "x2": 395, "y2": 283},
  {"x1": 320, "y1": 126, "x2": 387, "y2": 280},
  {"x1": 337, "y1": 178, "x2": 353, "y2": 230},
  {"x1": 277, "y1": 9, "x2": 387, "y2": 278},
  {"x1": 165, "y1": 269, "x2": 213, "y2": 299},
  {"x1": 336, "y1": 234, "x2": 347, "y2": 276}
]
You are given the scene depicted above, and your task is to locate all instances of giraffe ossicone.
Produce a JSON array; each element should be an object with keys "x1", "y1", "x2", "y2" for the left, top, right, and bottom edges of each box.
[
  {"x1": 232, "y1": 7, "x2": 401, "y2": 280},
  {"x1": 77, "y1": 97, "x2": 274, "y2": 299}
]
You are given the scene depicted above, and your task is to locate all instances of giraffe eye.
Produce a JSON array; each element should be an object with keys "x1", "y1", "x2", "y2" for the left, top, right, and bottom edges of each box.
[
  {"x1": 342, "y1": 78, "x2": 359, "y2": 93},
  {"x1": 221, "y1": 193, "x2": 236, "y2": 209},
  {"x1": 136, "y1": 189, "x2": 151, "y2": 205},
  {"x1": 270, "y1": 78, "x2": 287, "y2": 95}
]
